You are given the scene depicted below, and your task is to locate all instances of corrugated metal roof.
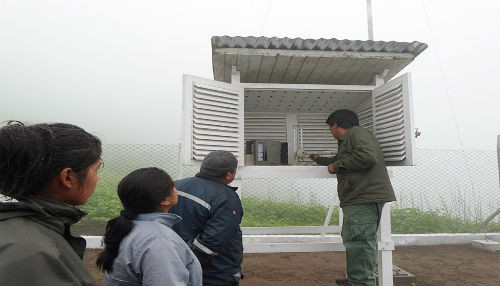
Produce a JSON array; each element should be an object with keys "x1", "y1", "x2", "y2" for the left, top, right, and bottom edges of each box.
[
  {"x1": 212, "y1": 36, "x2": 427, "y2": 57},
  {"x1": 211, "y1": 36, "x2": 427, "y2": 85}
]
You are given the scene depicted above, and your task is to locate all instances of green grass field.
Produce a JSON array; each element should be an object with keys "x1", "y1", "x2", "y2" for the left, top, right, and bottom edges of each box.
[{"x1": 78, "y1": 186, "x2": 500, "y2": 234}]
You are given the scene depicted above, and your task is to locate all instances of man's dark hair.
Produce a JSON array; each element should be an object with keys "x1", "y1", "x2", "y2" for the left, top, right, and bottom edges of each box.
[
  {"x1": 0, "y1": 121, "x2": 102, "y2": 198},
  {"x1": 325, "y1": 109, "x2": 359, "y2": 128}
]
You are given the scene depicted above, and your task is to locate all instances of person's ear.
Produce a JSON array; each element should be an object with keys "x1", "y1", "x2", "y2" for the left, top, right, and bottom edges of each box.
[
  {"x1": 159, "y1": 197, "x2": 172, "y2": 206},
  {"x1": 58, "y1": 168, "x2": 74, "y2": 189}
]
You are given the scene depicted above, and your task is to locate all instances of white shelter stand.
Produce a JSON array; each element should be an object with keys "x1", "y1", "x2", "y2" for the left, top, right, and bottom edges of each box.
[
  {"x1": 231, "y1": 166, "x2": 394, "y2": 286},
  {"x1": 378, "y1": 203, "x2": 394, "y2": 286}
]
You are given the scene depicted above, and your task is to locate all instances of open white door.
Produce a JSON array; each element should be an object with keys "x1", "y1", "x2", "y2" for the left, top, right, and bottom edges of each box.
[
  {"x1": 372, "y1": 73, "x2": 415, "y2": 166},
  {"x1": 182, "y1": 74, "x2": 245, "y2": 166}
]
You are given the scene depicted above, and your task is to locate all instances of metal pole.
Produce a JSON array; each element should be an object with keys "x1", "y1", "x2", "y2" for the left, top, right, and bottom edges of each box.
[
  {"x1": 321, "y1": 201, "x2": 335, "y2": 237},
  {"x1": 472, "y1": 135, "x2": 500, "y2": 233},
  {"x1": 367, "y1": 0, "x2": 374, "y2": 40},
  {"x1": 178, "y1": 141, "x2": 183, "y2": 180},
  {"x1": 497, "y1": 135, "x2": 499, "y2": 183}
]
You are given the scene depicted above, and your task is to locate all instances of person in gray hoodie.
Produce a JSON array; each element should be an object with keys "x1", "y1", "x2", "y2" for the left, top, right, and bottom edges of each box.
[
  {"x1": 0, "y1": 121, "x2": 102, "y2": 286},
  {"x1": 97, "y1": 167, "x2": 203, "y2": 286}
]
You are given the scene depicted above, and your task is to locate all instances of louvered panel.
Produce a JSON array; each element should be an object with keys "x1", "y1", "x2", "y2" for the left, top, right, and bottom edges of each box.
[
  {"x1": 193, "y1": 118, "x2": 238, "y2": 129},
  {"x1": 193, "y1": 97, "x2": 238, "y2": 110},
  {"x1": 379, "y1": 137, "x2": 405, "y2": 146},
  {"x1": 372, "y1": 73, "x2": 414, "y2": 165},
  {"x1": 193, "y1": 88, "x2": 238, "y2": 104},
  {"x1": 194, "y1": 102, "x2": 239, "y2": 115},
  {"x1": 183, "y1": 75, "x2": 244, "y2": 165},
  {"x1": 193, "y1": 128, "x2": 239, "y2": 139},
  {"x1": 378, "y1": 132, "x2": 405, "y2": 143},
  {"x1": 297, "y1": 113, "x2": 337, "y2": 155},
  {"x1": 376, "y1": 117, "x2": 404, "y2": 130},
  {"x1": 244, "y1": 112, "x2": 287, "y2": 142},
  {"x1": 193, "y1": 133, "x2": 239, "y2": 142},
  {"x1": 193, "y1": 83, "x2": 241, "y2": 101},
  {"x1": 380, "y1": 145, "x2": 406, "y2": 152},
  {"x1": 374, "y1": 101, "x2": 404, "y2": 119},
  {"x1": 375, "y1": 112, "x2": 404, "y2": 126},
  {"x1": 356, "y1": 104, "x2": 373, "y2": 132},
  {"x1": 193, "y1": 107, "x2": 238, "y2": 119}
]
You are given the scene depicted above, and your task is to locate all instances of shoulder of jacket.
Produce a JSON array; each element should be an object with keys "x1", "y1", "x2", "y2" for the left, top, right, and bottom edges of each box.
[
  {"x1": 135, "y1": 225, "x2": 189, "y2": 252},
  {"x1": 350, "y1": 126, "x2": 375, "y2": 137},
  {"x1": 0, "y1": 218, "x2": 61, "y2": 255}
]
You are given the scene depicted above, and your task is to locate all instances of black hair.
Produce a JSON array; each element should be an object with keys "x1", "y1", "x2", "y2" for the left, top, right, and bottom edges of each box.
[
  {"x1": 0, "y1": 121, "x2": 102, "y2": 198},
  {"x1": 96, "y1": 167, "x2": 174, "y2": 273},
  {"x1": 325, "y1": 109, "x2": 359, "y2": 128}
]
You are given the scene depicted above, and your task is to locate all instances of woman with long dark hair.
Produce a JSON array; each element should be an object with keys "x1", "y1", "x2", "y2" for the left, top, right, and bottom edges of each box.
[
  {"x1": 97, "y1": 167, "x2": 202, "y2": 286},
  {"x1": 0, "y1": 121, "x2": 102, "y2": 286}
]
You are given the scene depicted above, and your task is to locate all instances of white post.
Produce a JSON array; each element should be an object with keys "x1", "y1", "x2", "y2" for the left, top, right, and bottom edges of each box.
[
  {"x1": 497, "y1": 135, "x2": 499, "y2": 183},
  {"x1": 178, "y1": 141, "x2": 183, "y2": 180},
  {"x1": 366, "y1": 0, "x2": 374, "y2": 40},
  {"x1": 293, "y1": 125, "x2": 298, "y2": 158},
  {"x1": 377, "y1": 203, "x2": 394, "y2": 286},
  {"x1": 321, "y1": 201, "x2": 335, "y2": 237},
  {"x1": 374, "y1": 69, "x2": 388, "y2": 87},
  {"x1": 338, "y1": 205, "x2": 343, "y2": 229},
  {"x1": 231, "y1": 66, "x2": 241, "y2": 84}
]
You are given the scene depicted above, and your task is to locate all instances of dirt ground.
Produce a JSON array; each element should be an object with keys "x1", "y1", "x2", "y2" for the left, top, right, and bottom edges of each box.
[{"x1": 84, "y1": 244, "x2": 500, "y2": 286}]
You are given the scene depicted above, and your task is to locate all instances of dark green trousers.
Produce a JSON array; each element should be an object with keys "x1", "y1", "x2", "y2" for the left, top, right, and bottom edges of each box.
[{"x1": 341, "y1": 203, "x2": 384, "y2": 286}]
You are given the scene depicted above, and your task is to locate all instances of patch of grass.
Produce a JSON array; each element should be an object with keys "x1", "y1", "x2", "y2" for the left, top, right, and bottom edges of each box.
[
  {"x1": 391, "y1": 207, "x2": 500, "y2": 234},
  {"x1": 79, "y1": 186, "x2": 121, "y2": 224},
  {"x1": 241, "y1": 197, "x2": 339, "y2": 227},
  {"x1": 78, "y1": 189, "x2": 500, "y2": 234}
]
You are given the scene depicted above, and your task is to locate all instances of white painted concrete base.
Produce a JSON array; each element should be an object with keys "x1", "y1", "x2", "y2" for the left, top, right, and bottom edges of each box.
[
  {"x1": 84, "y1": 233, "x2": 500, "y2": 251},
  {"x1": 472, "y1": 239, "x2": 500, "y2": 252},
  {"x1": 84, "y1": 236, "x2": 102, "y2": 249},
  {"x1": 392, "y1": 233, "x2": 500, "y2": 246}
]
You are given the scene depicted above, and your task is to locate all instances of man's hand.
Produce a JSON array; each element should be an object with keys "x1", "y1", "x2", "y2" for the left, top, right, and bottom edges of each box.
[
  {"x1": 309, "y1": 154, "x2": 319, "y2": 161},
  {"x1": 328, "y1": 163, "x2": 336, "y2": 174}
]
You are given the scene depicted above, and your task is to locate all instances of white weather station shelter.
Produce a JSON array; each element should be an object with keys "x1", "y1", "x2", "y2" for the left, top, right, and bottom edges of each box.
[{"x1": 181, "y1": 35, "x2": 427, "y2": 286}]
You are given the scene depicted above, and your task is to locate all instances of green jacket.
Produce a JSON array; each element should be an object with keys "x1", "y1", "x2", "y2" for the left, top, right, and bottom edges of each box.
[
  {"x1": 0, "y1": 196, "x2": 96, "y2": 286},
  {"x1": 316, "y1": 126, "x2": 396, "y2": 207}
]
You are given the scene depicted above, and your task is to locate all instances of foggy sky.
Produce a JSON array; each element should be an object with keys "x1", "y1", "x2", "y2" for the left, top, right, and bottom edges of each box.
[{"x1": 1, "y1": 0, "x2": 499, "y2": 150}]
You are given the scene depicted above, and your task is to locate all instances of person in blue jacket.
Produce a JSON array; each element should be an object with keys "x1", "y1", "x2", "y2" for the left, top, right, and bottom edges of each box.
[
  {"x1": 171, "y1": 150, "x2": 244, "y2": 286},
  {"x1": 97, "y1": 167, "x2": 202, "y2": 286}
]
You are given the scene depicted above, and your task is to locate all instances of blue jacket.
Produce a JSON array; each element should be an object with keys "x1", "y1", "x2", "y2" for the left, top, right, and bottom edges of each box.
[
  {"x1": 170, "y1": 173, "x2": 244, "y2": 286},
  {"x1": 104, "y1": 212, "x2": 202, "y2": 286}
]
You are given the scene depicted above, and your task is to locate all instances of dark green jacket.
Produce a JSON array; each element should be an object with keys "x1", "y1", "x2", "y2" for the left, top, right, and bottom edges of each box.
[
  {"x1": 0, "y1": 196, "x2": 96, "y2": 286},
  {"x1": 316, "y1": 126, "x2": 396, "y2": 207}
]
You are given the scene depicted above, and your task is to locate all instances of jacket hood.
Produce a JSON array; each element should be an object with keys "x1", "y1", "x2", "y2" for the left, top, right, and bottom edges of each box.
[
  {"x1": 0, "y1": 196, "x2": 87, "y2": 234},
  {"x1": 135, "y1": 212, "x2": 183, "y2": 228}
]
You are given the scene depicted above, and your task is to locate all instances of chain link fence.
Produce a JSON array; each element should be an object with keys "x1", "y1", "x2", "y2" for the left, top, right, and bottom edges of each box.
[
  {"x1": 390, "y1": 149, "x2": 500, "y2": 221},
  {"x1": 76, "y1": 145, "x2": 500, "y2": 235}
]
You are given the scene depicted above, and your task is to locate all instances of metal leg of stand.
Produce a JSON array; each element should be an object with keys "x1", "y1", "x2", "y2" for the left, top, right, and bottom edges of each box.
[{"x1": 377, "y1": 203, "x2": 394, "y2": 286}]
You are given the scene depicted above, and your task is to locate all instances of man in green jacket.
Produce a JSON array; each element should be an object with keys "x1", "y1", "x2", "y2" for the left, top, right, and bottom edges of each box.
[{"x1": 310, "y1": 109, "x2": 396, "y2": 286}]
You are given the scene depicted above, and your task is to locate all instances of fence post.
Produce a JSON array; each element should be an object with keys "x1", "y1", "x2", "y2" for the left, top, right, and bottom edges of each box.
[
  {"x1": 473, "y1": 135, "x2": 500, "y2": 233},
  {"x1": 321, "y1": 201, "x2": 335, "y2": 237},
  {"x1": 377, "y1": 203, "x2": 394, "y2": 286},
  {"x1": 178, "y1": 141, "x2": 183, "y2": 180}
]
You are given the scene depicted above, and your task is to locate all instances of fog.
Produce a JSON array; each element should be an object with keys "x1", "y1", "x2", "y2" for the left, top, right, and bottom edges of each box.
[{"x1": 1, "y1": 0, "x2": 499, "y2": 149}]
